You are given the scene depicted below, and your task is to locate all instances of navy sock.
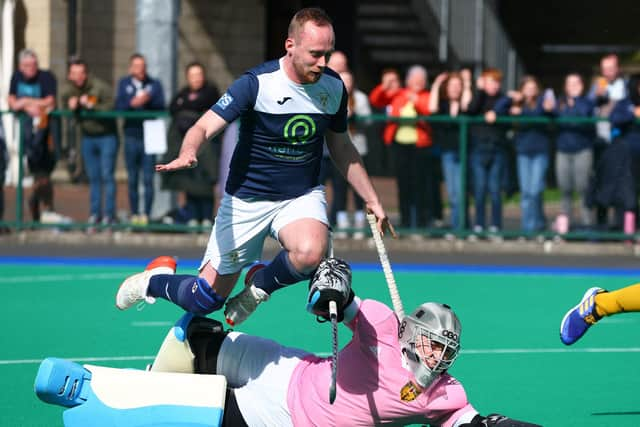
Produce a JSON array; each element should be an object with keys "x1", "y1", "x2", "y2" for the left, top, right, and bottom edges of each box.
[
  {"x1": 148, "y1": 274, "x2": 225, "y2": 316},
  {"x1": 252, "y1": 250, "x2": 311, "y2": 295}
]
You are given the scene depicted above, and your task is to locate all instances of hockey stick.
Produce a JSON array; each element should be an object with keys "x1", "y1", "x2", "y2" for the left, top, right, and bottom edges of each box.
[
  {"x1": 328, "y1": 300, "x2": 338, "y2": 404},
  {"x1": 366, "y1": 213, "x2": 405, "y2": 318},
  {"x1": 326, "y1": 234, "x2": 339, "y2": 404}
]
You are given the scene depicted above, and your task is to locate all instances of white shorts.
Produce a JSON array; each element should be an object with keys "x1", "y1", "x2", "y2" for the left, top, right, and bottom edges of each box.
[
  {"x1": 200, "y1": 186, "x2": 328, "y2": 274},
  {"x1": 217, "y1": 331, "x2": 310, "y2": 427}
]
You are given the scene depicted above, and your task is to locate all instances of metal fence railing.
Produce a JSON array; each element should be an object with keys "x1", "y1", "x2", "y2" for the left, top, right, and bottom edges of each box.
[{"x1": 1, "y1": 109, "x2": 637, "y2": 242}]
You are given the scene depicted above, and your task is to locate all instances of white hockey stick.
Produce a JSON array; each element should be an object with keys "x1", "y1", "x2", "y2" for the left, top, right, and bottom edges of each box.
[
  {"x1": 367, "y1": 214, "x2": 405, "y2": 318},
  {"x1": 328, "y1": 300, "x2": 338, "y2": 404},
  {"x1": 327, "y1": 232, "x2": 338, "y2": 404}
]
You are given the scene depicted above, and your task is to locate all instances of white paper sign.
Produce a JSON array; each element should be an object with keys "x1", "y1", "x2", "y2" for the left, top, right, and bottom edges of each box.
[{"x1": 143, "y1": 119, "x2": 167, "y2": 155}]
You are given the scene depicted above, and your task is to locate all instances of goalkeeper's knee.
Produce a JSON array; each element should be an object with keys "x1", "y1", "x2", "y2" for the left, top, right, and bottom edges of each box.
[
  {"x1": 461, "y1": 414, "x2": 542, "y2": 427},
  {"x1": 151, "y1": 314, "x2": 229, "y2": 375}
]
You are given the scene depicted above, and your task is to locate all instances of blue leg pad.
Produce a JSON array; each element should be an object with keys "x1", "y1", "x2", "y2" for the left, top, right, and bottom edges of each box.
[
  {"x1": 35, "y1": 359, "x2": 226, "y2": 427},
  {"x1": 34, "y1": 358, "x2": 92, "y2": 407}
]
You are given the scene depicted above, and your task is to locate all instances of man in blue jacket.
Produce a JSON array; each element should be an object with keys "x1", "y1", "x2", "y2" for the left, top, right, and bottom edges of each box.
[{"x1": 115, "y1": 53, "x2": 165, "y2": 226}]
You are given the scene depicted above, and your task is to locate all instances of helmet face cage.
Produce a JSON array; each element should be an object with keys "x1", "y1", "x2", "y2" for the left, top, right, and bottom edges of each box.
[
  {"x1": 399, "y1": 302, "x2": 461, "y2": 388},
  {"x1": 310, "y1": 258, "x2": 352, "y2": 294},
  {"x1": 411, "y1": 325, "x2": 459, "y2": 373}
]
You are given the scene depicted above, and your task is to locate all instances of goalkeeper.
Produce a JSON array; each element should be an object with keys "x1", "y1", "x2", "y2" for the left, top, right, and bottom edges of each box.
[{"x1": 151, "y1": 257, "x2": 541, "y2": 427}]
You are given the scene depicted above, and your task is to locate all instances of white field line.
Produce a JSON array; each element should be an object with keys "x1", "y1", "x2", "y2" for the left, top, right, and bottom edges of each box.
[
  {"x1": 131, "y1": 321, "x2": 173, "y2": 327},
  {"x1": 3, "y1": 347, "x2": 640, "y2": 366},
  {"x1": 0, "y1": 272, "x2": 126, "y2": 284}
]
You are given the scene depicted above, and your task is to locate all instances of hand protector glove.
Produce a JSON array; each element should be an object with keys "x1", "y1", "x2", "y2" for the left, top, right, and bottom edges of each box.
[
  {"x1": 461, "y1": 414, "x2": 542, "y2": 427},
  {"x1": 306, "y1": 257, "x2": 354, "y2": 322}
]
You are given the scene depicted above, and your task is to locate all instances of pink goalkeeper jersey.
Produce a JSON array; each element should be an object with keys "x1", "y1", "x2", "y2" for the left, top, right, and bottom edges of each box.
[{"x1": 287, "y1": 299, "x2": 476, "y2": 426}]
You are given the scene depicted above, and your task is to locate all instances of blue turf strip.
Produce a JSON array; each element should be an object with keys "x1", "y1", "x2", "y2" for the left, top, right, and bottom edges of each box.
[{"x1": 2, "y1": 256, "x2": 640, "y2": 277}]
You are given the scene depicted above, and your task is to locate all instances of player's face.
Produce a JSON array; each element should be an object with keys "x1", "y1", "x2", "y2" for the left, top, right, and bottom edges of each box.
[
  {"x1": 186, "y1": 65, "x2": 205, "y2": 91},
  {"x1": 521, "y1": 80, "x2": 539, "y2": 100},
  {"x1": 328, "y1": 51, "x2": 348, "y2": 73},
  {"x1": 415, "y1": 335, "x2": 446, "y2": 369},
  {"x1": 287, "y1": 21, "x2": 335, "y2": 84},
  {"x1": 446, "y1": 76, "x2": 462, "y2": 100},
  {"x1": 601, "y1": 57, "x2": 619, "y2": 82},
  {"x1": 67, "y1": 64, "x2": 88, "y2": 88},
  {"x1": 406, "y1": 71, "x2": 426, "y2": 94},
  {"x1": 129, "y1": 58, "x2": 147, "y2": 81},
  {"x1": 565, "y1": 75, "x2": 583, "y2": 98},
  {"x1": 19, "y1": 56, "x2": 38, "y2": 80},
  {"x1": 484, "y1": 76, "x2": 501, "y2": 96},
  {"x1": 339, "y1": 71, "x2": 353, "y2": 94}
]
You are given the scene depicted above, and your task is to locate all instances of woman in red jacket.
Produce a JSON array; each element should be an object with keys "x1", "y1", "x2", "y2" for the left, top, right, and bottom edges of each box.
[{"x1": 370, "y1": 66, "x2": 434, "y2": 229}]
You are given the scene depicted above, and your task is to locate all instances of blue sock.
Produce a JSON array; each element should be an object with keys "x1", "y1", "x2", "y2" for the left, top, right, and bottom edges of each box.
[
  {"x1": 252, "y1": 250, "x2": 311, "y2": 294},
  {"x1": 148, "y1": 274, "x2": 225, "y2": 316}
]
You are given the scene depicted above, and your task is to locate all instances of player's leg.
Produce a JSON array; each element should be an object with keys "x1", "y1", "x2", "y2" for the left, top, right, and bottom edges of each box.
[
  {"x1": 145, "y1": 262, "x2": 239, "y2": 316},
  {"x1": 560, "y1": 283, "x2": 640, "y2": 345},
  {"x1": 117, "y1": 192, "x2": 272, "y2": 315},
  {"x1": 224, "y1": 187, "x2": 329, "y2": 325}
]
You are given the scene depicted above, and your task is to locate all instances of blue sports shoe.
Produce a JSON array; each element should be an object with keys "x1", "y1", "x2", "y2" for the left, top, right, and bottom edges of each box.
[{"x1": 560, "y1": 287, "x2": 605, "y2": 345}]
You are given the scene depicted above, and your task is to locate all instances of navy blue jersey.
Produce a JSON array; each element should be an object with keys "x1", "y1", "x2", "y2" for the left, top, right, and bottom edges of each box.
[
  {"x1": 9, "y1": 70, "x2": 57, "y2": 99},
  {"x1": 211, "y1": 59, "x2": 348, "y2": 200}
]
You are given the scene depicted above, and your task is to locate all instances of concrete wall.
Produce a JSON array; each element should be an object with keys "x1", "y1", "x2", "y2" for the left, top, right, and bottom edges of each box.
[{"x1": 19, "y1": 0, "x2": 266, "y2": 95}]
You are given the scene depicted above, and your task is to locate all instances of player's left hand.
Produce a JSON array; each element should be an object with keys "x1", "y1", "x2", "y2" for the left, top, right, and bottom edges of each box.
[
  {"x1": 155, "y1": 154, "x2": 198, "y2": 172},
  {"x1": 367, "y1": 203, "x2": 397, "y2": 238}
]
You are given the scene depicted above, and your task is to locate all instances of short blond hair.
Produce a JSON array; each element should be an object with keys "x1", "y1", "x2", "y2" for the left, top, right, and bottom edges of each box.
[{"x1": 288, "y1": 7, "x2": 333, "y2": 40}]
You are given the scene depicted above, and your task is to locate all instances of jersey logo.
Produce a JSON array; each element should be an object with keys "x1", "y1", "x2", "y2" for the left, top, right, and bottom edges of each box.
[
  {"x1": 283, "y1": 114, "x2": 316, "y2": 144},
  {"x1": 317, "y1": 92, "x2": 329, "y2": 108},
  {"x1": 216, "y1": 93, "x2": 234, "y2": 110},
  {"x1": 277, "y1": 96, "x2": 292, "y2": 105},
  {"x1": 400, "y1": 380, "x2": 422, "y2": 402}
]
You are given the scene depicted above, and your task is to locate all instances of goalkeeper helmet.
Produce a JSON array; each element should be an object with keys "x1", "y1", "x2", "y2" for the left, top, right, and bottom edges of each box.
[{"x1": 398, "y1": 302, "x2": 461, "y2": 388}]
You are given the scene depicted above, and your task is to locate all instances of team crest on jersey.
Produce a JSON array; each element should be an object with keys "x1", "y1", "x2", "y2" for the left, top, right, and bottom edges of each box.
[
  {"x1": 316, "y1": 92, "x2": 329, "y2": 108},
  {"x1": 216, "y1": 93, "x2": 234, "y2": 110},
  {"x1": 400, "y1": 381, "x2": 422, "y2": 402}
]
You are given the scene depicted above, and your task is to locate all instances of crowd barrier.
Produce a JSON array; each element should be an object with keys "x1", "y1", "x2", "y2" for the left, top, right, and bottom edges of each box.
[{"x1": 0, "y1": 109, "x2": 635, "y2": 242}]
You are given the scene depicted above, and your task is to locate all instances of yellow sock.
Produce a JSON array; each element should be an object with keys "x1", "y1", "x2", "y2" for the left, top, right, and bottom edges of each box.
[{"x1": 594, "y1": 283, "x2": 640, "y2": 317}]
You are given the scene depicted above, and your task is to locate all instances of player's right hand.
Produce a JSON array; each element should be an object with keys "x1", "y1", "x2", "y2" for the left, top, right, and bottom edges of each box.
[{"x1": 155, "y1": 155, "x2": 198, "y2": 172}]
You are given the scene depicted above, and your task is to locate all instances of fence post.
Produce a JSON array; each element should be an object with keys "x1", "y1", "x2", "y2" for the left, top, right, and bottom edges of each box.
[
  {"x1": 16, "y1": 113, "x2": 24, "y2": 230},
  {"x1": 457, "y1": 116, "x2": 468, "y2": 232}
]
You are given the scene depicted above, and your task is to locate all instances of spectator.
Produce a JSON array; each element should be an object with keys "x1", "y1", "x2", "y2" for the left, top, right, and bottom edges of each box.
[
  {"x1": 324, "y1": 50, "x2": 373, "y2": 238},
  {"x1": 589, "y1": 53, "x2": 628, "y2": 230},
  {"x1": 603, "y1": 74, "x2": 640, "y2": 233},
  {"x1": 115, "y1": 53, "x2": 165, "y2": 226},
  {"x1": 330, "y1": 70, "x2": 372, "y2": 239},
  {"x1": 501, "y1": 76, "x2": 555, "y2": 234},
  {"x1": 466, "y1": 68, "x2": 510, "y2": 234},
  {"x1": 163, "y1": 61, "x2": 220, "y2": 228},
  {"x1": 428, "y1": 70, "x2": 473, "y2": 230},
  {"x1": 589, "y1": 53, "x2": 627, "y2": 144},
  {"x1": 553, "y1": 73, "x2": 596, "y2": 233},
  {"x1": 0, "y1": 123, "x2": 6, "y2": 231},
  {"x1": 370, "y1": 65, "x2": 434, "y2": 229},
  {"x1": 61, "y1": 58, "x2": 118, "y2": 230},
  {"x1": 8, "y1": 48, "x2": 68, "y2": 224}
]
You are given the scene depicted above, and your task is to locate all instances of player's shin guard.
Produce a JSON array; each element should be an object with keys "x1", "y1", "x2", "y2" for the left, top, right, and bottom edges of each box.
[{"x1": 148, "y1": 275, "x2": 226, "y2": 315}]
